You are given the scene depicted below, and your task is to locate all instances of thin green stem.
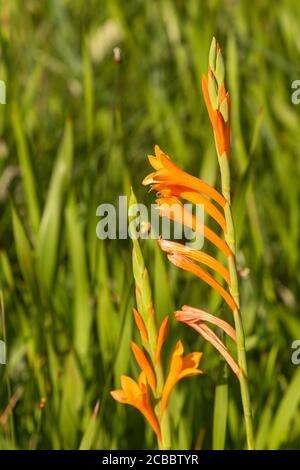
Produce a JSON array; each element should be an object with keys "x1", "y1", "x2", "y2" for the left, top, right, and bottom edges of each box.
[{"x1": 219, "y1": 155, "x2": 255, "y2": 450}]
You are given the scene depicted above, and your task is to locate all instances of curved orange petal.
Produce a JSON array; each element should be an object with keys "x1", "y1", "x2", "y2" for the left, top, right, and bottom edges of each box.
[
  {"x1": 155, "y1": 316, "x2": 169, "y2": 364},
  {"x1": 167, "y1": 254, "x2": 237, "y2": 312},
  {"x1": 153, "y1": 184, "x2": 226, "y2": 231},
  {"x1": 161, "y1": 341, "x2": 183, "y2": 412},
  {"x1": 131, "y1": 342, "x2": 156, "y2": 392},
  {"x1": 178, "y1": 306, "x2": 236, "y2": 342},
  {"x1": 175, "y1": 314, "x2": 240, "y2": 377},
  {"x1": 156, "y1": 197, "x2": 231, "y2": 257},
  {"x1": 110, "y1": 390, "x2": 127, "y2": 403},
  {"x1": 132, "y1": 308, "x2": 149, "y2": 343},
  {"x1": 148, "y1": 155, "x2": 164, "y2": 170},
  {"x1": 158, "y1": 239, "x2": 230, "y2": 285},
  {"x1": 181, "y1": 352, "x2": 203, "y2": 370}
]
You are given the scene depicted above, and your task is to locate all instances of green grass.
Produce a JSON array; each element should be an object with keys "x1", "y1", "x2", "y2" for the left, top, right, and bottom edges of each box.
[{"x1": 0, "y1": 0, "x2": 300, "y2": 449}]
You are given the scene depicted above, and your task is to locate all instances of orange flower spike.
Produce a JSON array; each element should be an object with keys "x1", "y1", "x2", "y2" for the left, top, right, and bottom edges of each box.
[
  {"x1": 131, "y1": 342, "x2": 157, "y2": 392},
  {"x1": 161, "y1": 341, "x2": 203, "y2": 412},
  {"x1": 155, "y1": 316, "x2": 169, "y2": 364},
  {"x1": 132, "y1": 307, "x2": 149, "y2": 344},
  {"x1": 111, "y1": 375, "x2": 161, "y2": 442}
]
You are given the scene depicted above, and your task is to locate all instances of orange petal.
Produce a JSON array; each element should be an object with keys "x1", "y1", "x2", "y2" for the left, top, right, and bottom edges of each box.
[
  {"x1": 157, "y1": 197, "x2": 231, "y2": 257},
  {"x1": 120, "y1": 375, "x2": 141, "y2": 400},
  {"x1": 153, "y1": 184, "x2": 226, "y2": 231},
  {"x1": 131, "y1": 342, "x2": 156, "y2": 392},
  {"x1": 155, "y1": 316, "x2": 169, "y2": 364},
  {"x1": 167, "y1": 254, "x2": 237, "y2": 312},
  {"x1": 110, "y1": 390, "x2": 127, "y2": 403},
  {"x1": 143, "y1": 163, "x2": 226, "y2": 208},
  {"x1": 158, "y1": 239, "x2": 230, "y2": 285},
  {"x1": 202, "y1": 74, "x2": 218, "y2": 128},
  {"x1": 216, "y1": 112, "x2": 227, "y2": 156},
  {"x1": 148, "y1": 155, "x2": 164, "y2": 170},
  {"x1": 161, "y1": 341, "x2": 183, "y2": 412},
  {"x1": 132, "y1": 308, "x2": 149, "y2": 343},
  {"x1": 218, "y1": 83, "x2": 226, "y2": 104},
  {"x1": 178, "y1": 306, "x2": 237, "y2": 342},
  {"x1": 181, "y1": 352, "x2": 203, "y2": 371}
]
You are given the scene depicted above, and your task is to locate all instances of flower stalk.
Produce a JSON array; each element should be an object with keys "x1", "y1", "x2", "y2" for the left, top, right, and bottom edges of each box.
[{"x1": 206, "y1": 38, "x2": 255, "y2": 450}]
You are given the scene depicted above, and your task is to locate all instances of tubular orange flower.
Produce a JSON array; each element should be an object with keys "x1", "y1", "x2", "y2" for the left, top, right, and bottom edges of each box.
[
  {"x1": 161, "y1": 341, "x2": 203, "y2": 412},
  {"x1": 143, "y1": 145, "x2": 226, "y2": 207},
  {"x1": 152, "y1": 184, "x2": 226, "y2": 230},
  {"x1": 167, "y1": 253, "x2": 237, "y2": 313},
  {"x1": 158, "y1": 239, "x2": 230, "y2": 285},
  {"x1": 111, "y1": 374, "x2": 161, "y2": 442}
]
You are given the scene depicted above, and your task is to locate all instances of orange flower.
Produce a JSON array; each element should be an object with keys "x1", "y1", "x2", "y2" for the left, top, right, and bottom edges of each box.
[
  {"x1": 111, "y1": 374, "x2": 161, "y2": 442},
  {"x1": 161, "y1": 340, "x2": 203, "y2": 412},
  {"x1": 143, "y1": 145, "x2": 225, "y2": 207}
]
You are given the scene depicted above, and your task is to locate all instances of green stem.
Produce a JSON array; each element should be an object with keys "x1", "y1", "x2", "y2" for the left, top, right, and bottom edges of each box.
[{"x1": 219, "y1": 154, "x2": 255, "y2": 450}]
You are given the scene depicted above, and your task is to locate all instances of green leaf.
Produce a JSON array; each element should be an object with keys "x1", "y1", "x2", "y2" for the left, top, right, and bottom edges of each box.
[
  {"x1": 79, "y1": 401, "x2": 100, "y2": 450},
  {"x1": 268, "y1": 366, "x2": 300, "y2": 449},
  {"x1": 65, "y1": 195, "x2": 91, "y2": 366},
  {"x1": 11, "y1": 204, "x2": 36, "y2": 294},
  {"x1": 11, "y1": 102, "x2": 40, "y2": 235},
  {"x1": 37, "y1": 119, "x2": 73, "y2": 295}
]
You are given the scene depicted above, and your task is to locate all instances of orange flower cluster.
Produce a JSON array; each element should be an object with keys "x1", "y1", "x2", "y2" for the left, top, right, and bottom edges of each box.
[
  {"x1": 143, "y1": 144, "x2": 240, "y2": 377},
  {"x1": 111, "y1": 309, "x2": 203, "y2": 444}
]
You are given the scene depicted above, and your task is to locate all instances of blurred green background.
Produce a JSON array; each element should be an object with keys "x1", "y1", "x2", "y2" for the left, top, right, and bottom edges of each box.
[{"x1": 0, "y1": 0, "x2": 300, "y2": 450}]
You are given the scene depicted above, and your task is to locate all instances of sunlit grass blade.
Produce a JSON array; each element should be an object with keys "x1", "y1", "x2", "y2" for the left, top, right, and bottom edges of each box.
[{"x1": 11, "y1": 102, "x2": 40, "y2": 235}]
